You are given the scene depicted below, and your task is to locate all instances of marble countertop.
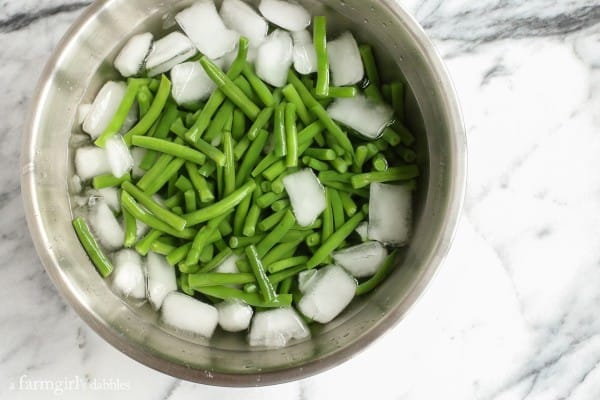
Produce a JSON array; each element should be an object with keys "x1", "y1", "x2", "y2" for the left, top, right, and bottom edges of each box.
[{"x1": 2, "y1": 0, "x2": 599, "y2": 398}]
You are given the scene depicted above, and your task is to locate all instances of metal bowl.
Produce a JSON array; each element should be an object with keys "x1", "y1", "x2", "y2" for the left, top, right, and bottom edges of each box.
[{"x1": 21, "y1": 0, "x2": 466, "y2": 386}]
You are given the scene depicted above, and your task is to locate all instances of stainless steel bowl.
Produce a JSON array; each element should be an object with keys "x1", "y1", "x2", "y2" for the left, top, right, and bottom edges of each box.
[{"x1": 21, "y1": 0, "x2": 466, "y2": 386}]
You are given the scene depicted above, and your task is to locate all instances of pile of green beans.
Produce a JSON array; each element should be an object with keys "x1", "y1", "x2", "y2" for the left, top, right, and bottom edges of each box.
[{"x1": 73, "y1": 16, "x2": 420, "y2": 321}]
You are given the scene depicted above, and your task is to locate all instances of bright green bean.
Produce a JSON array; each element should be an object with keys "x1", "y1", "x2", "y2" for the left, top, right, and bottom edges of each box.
[
  {"x1": 199, "y1": 244, "x2": 214, "y2": 263},
  {"x1": 122, "y1": 181, "x2": 187, "y2": 231},
  {"x1": 310, "y1": 104, "x2": 353, "y2": 154},
  {"x1": 131, "y1": 136, "x2": 206, "y2": 165},
  {"x1": 134, "y1": 229, "x2": 162, "y2": 256},
  {"x1": 137, "y1": 85, "x2": 153, "y2": 116},
  {"x1": 303, "y1": 156, "x2": 330, "y2": 171},
  {"x1": 327, "y1": 86, "x2": 357, "y2": 98},
  {"x1": 329, "y1": 188, "x2": 345, "y2": 230},
  {"x1": 330, "y1": 157, "x2": 349, "y2": 174},
  {"x1": 151, "y1": 239, "x2": 176, "y2": 256},
  {"x1": 304, "y1": 148, "x2": 336, "y2": 161},
  {"x1": 184, "y1": 189, "x2": 196, "y2": 212},
  {"x1": 231, "y1": 109, "x2": 246, "y2": 140},
  {"x1": 262, "y1": 240, "x2": 301, "y2": 266},
  {"x1": 271, "y1": 199, "x2": 290, "y2": 212},
  {"x1": 188, "y1": 272, "x2": 255, "y2": 288},
  {"x1": 198, "y1": 247, "x2": 233, "y2": 273},
  {"x1": 228, "y1": 36, "x2": 250, "y2": 78},
  {"x1": 247, "y1": 107, "x2": 273, "y2": 140},
  {"x1": 372, "y1": 153, "x2": 388, "y2": 172},
  {"x1": 229, "y1": 234, "x2": 265, "y2": 249},
  {"x1": 287, "y1": 70, "x2": 319, "y2": 108},
  {"x1": 242, "y1": 63, "x2": 275, "y2": 107},
  {"x1": 184, "y1": 180, "x2": 255, "y2": 226},
  {"x1": 143, "y1": 157, "x2": 186, "y2": 196},
  {"x1": 359, "y1": 44, "x2": 380, "y2": 86},
  {"x1": 185, "y1": 90, "x2": 226, "y2": 143},
  {"x1": 267, "y1": 256, "x2": 308, "y2": 274},
  {"x1": 278, "y1": 276, "x2": 293, "y2": 294},
  {"x1": 185, "y1": 212, "x2": 231, "y2": 266},
  {"x1": 186, "y1": 162, "x2": 215, "y2": 203},
  {"x1": 305, "y1": 232, "x2": 320, "y2": 247},
  {"x1": 242, "y1": 203, "x2": 261, "y2": 237},
  {"x1": 197, "y1": 161, "x2": 217, "y2": 178},
  {"x1": 175, "y1": 175, "x2": 193, "y2": 192},
  {"x1": 92, "y1": 173, "x2": 131, "y2": 189},
  {"x1": 251, "y1": 152, "x2": 280, "y2": 178},
  {"x1": 339, "y1": 191, "x2": 358, "y2": 217},
  {"x1": 233, "y1": 189, "x2": 252, "y2": 236},
  {"x1": 322, "y1": 188, "x2": 334, "y2": 242},
  {"x1": 203, "y1": 100, "x2": 233, "y2": 144},
  {"x1": 258, "y1": 208, "x2": 287, "y2": 232},
  {"x1": 356, "y1": 250, "x2": 398, "y2": 295},
  {"x1": 166, "y1": 243, "x2": 191, "y2": 266},
  {"x1": 285, "y1": 102, "x2": 298, "y2": 167},
  {"x1": 262, "y1": 160, "x2": 286, "y2": 181},
  {"x1": 236, "y1": 129, "x2": 269, "y2": 186},
  {"x1": 281, "y1": 84, "x2": 312, "y2": 125},
  {"x1": 222, "y1": 131, "x2": 236, "y2": 196},
  {"x1": 321, "y1": 180, "x2": 369, "y2": 198},
  {"x1": 256, "y1": 191, "x2": 285, "y2": 209},
  {"x1": 351, "y1": 165, "x2": 420, "y2": 189},
  {"x1": 195, "y1": 286, "x2": 292, "y2": 308},
  {"x1": 313, "y1": 16, "x2": 330, "y2": 97},
  {"x1": 72, "y1": 217, "x2": 113, "y2": 277},
  {"x1": 245, "y1": 245, "x2": 277, "y2": 303},
  {"x1": 256, "y1": 210, "x2": 296, "y2": 257}
]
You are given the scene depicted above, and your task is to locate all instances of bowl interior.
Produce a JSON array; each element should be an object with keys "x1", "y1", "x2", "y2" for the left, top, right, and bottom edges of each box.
[{"x1": 22, "y1": 0, "x2": 465, "y2": 386}]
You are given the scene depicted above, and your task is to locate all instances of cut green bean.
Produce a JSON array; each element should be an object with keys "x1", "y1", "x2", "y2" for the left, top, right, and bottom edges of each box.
[
  {"x1": 134, "y1": 229, "x2": 162, "y2": 256},
  {"x1": 184, "y1": 179, "x2": 255, "y2": 226},
  {"x1": 94, "y1": 78, "x2": 145, "y2": 147},
  {"x1": 234, "y1": 75, "x2": 261, "y2": 105},
  {"x1": 72, "y1": 217, "x2": 113, "y2": 277},
  {"x1": 233, "y1": 136, "x2": 251, "y2": 161},
  {"x1": 122, "y1": 181, "x2": 187, "y2": 231},
  {"x1": 262, "y1": 160, "x2": 286, "y2": 181},
  {"x1": 322, "y1": 188, "x2": 334, "y2": 242},
  {"x1": 185, "y1": 90, "x2": 226, "y2": 143},
  {"x1": 131, "y1": 136, "x2": 206, "y2": 165},
  {"x1": 204, "y1": 100, "x2": 233, "y2": 144},
  {"x1": 92, "y1": 173, "x2": 131, "y2": 189},
  {"x1": 281, "y1": 84, "x2": 312, "y2": 125},
  {"x1": 142, "y1": 157, "x2": 186, "y2": 196},
  {"x1": 327, "y1": 86, "x2": 357, "y2": 98},
  {"x1": 271, "y1": 199, "x2": 290, "y2": 212},
  {"x1": 137, "y1": 85, "x2": 153, "y2": 117},
  {"x1": 236, "y1": 129, "x2": 269, "y2": 186},
  {"x1": 184, "y1": 189, "x2": 197, "y2": 212},
  {"x1": 285, "y1": 102, "x2": 298, "y2": 167},
  {"x1": 198, "y1": 247, "x2": 234, "y2": 273},
  {"x1": 307, "y1": 211, "x2": 366, "y2": 268},
  {"x1": 233, "y1": 189, "x2": 252, "y2": 236},
  {"x1": 313, "y1": 16, "x2": 330, "y2": 97},
  {"x1": 287, "y1": 70, "x2": 319, "y2": 108},
  {"x1": 245, "y1": 245, "x2": 277, "y2": 302},
  {"x1": 123, "y1": 208, "x2": 137, "y2": 248},
  {"x1": 393, "y1": 121, "x2": 416, "y2": 146},
  {"x1": 256, "y1": 210, "x2": 296, "y2": 257},
  {"x1": 273, "y1": 102, "x2": 287, "y2": 157},
  {"x1": 304, "y1": 148, "x2": 336, "y2": 161},
  {"x1": 359, "y1": 44, "x2": 380, "y2": 86},
  {"x1": 228, "y1": 36, "x2": 250, "y2": 78},
  {"x1": 280, "y1": 229, "x2": 310, "y2": 243},
  {"x1": 222, "y1": 131, "x2": 236, "y2": 196},
  {"x1": 247, "y1": 107, "x2": 273, "y2": 140},
  {"x1": 262, "y1": 240, "x2": 301, "y2": 266},
  {"x1": 356, "y1": 250, "x2": 399, "y2": 295},
  {"x1": 372, "y1": 153, "x2": 388, "y2": 172},
  {"x1": 186, "y1": 162, "x2": 215, "y2": 203},
  {"x1": 190, "y1": 136, "x2": 226, "y2": 166},
  {"x1": 339, "y1": 191, "x2": 358, "y2": 217},
  {"x1": 122, "y1": 75, "x2": 172, "y2": 146},
  {"x1": 278, "y1": 277, "x2": 293, "y2": 294},
  {"x1": 310, "y1": 104, "x2": 353, "y2": 154},
  {"x1": 330, "y1": 157, "x2": 349, "y2": 174},
  {"x1": 268, "y1": 264, "x2": 306, "y2": 285},
  {"x1": 175, "y1": 175, "x2": 193, "y2": 192},
  {"x1": 258, "y1": 208, "x2": 287, "y2": 232},
  {"x1": 197, "y1": 161, "x2": 217, "y2": 177},
  {"x1": 230, "y1": 234, "x2": 265, "y2": 248},
  {"x1": 267, "y1": 256, "x2": 308, "y2": 274},
  {"x1": 198, "y1": 244, "x2": 214, "y2": 263},
  {"x1": 200, "y1": 57, "x2": 260, "y2": 120},
  {"x1": 186, "y1": 211, "x2": 232, "y2": 266},
  {"x1": 242, "y1": 63, "x2": 275, "y2": 107},
  {"x1": 303, "y1": 156, "x2": 330, "y2": 171},
  {"x1": 256, "y1": 191, "x2": 285, "y2": 209},
  {"x1": 305, "y1": 232, "x2": 320, "y2": 247},
  {"x1": 164, "y1": 192, "x2": 183, "y2": 209},
  {"x1": 189, "y1": 272, "x2": 255, "y2": 288},
  {"x1": 321, "y1": 180, "x2": 369, "y2": 198},
  {"x1": 166, "y1": 243, "x2": 191, "y2": 266},
  {"x1": 120, "y1": 191, "x2": 196, "y2": 239},
  {"x1": 195, "y1": 286, "x2": 291, "y2": 308},
  {"x1": 151, "y1": 239, "x2": 176, "y2": 256},
  {"x1": 329, "y1": 188, "x2": 345, "y2": 230},
  {"x1": 231, "y1": 109, "x2": 247, "y2": 140},
  {"x1": 252, "y1": 153, "x2": 280, "y2": 178},
  {"x1": 242, "y1": 203, "x2": 261, "y2": 237},
  {"x1": 351, "y1": 165, "x2": 419, "y2": 189}
]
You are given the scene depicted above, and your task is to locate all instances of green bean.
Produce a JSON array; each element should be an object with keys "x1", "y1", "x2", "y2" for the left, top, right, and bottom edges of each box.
[
  {"x1": 179, "y1": 263, "x2": 200, "y2": 275},
  {"x1": 281, "y1": 84, "x2": 312, "y2": 125},
  {"x1": 136, "y1": 153, "x2": 173, "y2": 191},
  {"x1": 170, "y1": 117, "x2": 188, "y2": 137},
  {"x1": 295, "y1": 218, "x2": 323, "y2": 231},
  {"x1": 242, "y1": 63, "x2": 275, "y2": 107},
  {"x1": 150, "y1": 239, "x2": 175, "y2": 256},
  {"x1": 247, "y1": 107, "x2": 273, "y2": 140},
  {"x1": 303, "y1": 156, "x2": 330, "y2": 171},
  {"x1": 184, "y1": 180, "x2": 256, "y2": 226},
  {"x1": 307, "y1": 211, "x2": 366, "y2": 269},
  {"x1": 242, "y1": 203, "x2": 261, "y2": 237},
  {"x1": 186, "y1": 162, "x2": 215, "y2": 203},
  {"x1": 271, "y1": 199, "x2": 290, "y2": 212},
  {"x1": 243, "y1": 283, "x2": 258, "y2": 293},
  {"x1": 178, "y1": 274, "x2": 195, "y2": 296},
  {"x1": 267, "y1": 256, "x2": 308, "y2": 274},
  {"x1": 245, "y1": 245, "x2": 277, "y2": 302},
  {"x1": 233, "y1": 75, "x2": 261, "y2": 105},
  {"x1": 137, "y1": 85, "x2": 153, "y2": 116},
  {"x1": 233, "y1": 136, "x2": 251, "y2": 161},
  {"x1": 268, "y1": 264, "x2": 306, "y2": 285},
  {"x1": 390, "y1": 81, "x2": 405, "y2": 123},
  {"x1": 256, "y1": 210, "x2": 296, "y2": 257},
  {"x1": 142, "y1": 157, "x2": 186, "y2": 196},
  {"x1": 147, "y1": 78, "x2": 160, "y2": 92},
  {"x1": 304, "y1": 148, "x2": 336, "y2": 161},
  {"x1": 287, "y1": 70, "x2": 319, "y2": 108},
  {"x1": 218, "y1": 219, "x2": 233, "y2": 238},
  {"x1": 163, "y1": 192, "x2": 183, "y2": 209},
  {"x1": 236, "y1": 129, "x2": 269, "y2": 186},
  {"x1": 92, "y1": 173, "x2": 131, "y2": 189},
  {"x1": 322, "y1": 188, "x2": 334, "y2": 242},
  {"x1": 94, "y1": 78, "x2": 145, "y2": 147},
  {"x1": 167, "y1": 174, "x2": 178, "y2": 198},
  {"x1": 262, "y1": 160, "x2": 286, "y2": 181},
  {"x1": 321, "y1": 180, "x2": 369, "y2": 198},
  {"x1": 372, "y1": 153, "x2": 388, "y2": 172},
  {"x1": 393, "y1": 121, "x2": 416, "y2": 146},
  {"x1": 270, "y1": 166, "x2": 299, "y2": 194},
  {"x1": 353, "y1": 145, "x2": 368, "y2": 171},
  {"x1": 329, "y1": 188, "x2": 345, "y2": 230},
  {"x1": 175, "y1": 175, "x2": 193, "y2": 192},
  {"x1": 231, "y1": 109, "x2": 246, "y2": 141},
  {"x1": 228, "y1": 36, "x2": 250, "y2": 78},
  {"x1": 257, "y1": 208, "x2": 287, "y2": 232},
  {"x1": 131, "y1": 136, "x2": 206, "y2": 165},
  {"x1": 285, "y1": 103, "x2": 298, "y2": 167},
  {"x1": 198, "y1": 247, "x2": 234, "y2": 273},
  {"x1": 381, "y1": 127, "x2": 402, "y2": 146},
  {"x1": 280, "y1": 229, "x2": 310, "y2": 243},
  {"x1": 305, "y1": 232, "x2": 321, "y2": 247},
  {"x1": 256, "y1": 191, "x2": 285, "y2": 209},
  {"x1": 220, "y1": 131, "x2": 236, "y2": 196},
  {"x1": 185, "y1": 90, "x2": 226, "y2": 143},
  {"x1": 251, "y1": 153, "x2": 280, "y2": 178},
  {"x1": 122, "y1": 75, "x2": 172, "y2": 146},
  {"x1": 356, "y1": 250, "x2": 399, "y2": 295},
  {"x1": 339, "y1": 191, "x2": 358, "y2": 217},
  {"x1": 197, "y1": 161, "x2": 216, "y2": 178},
  {"x1": 273, "y1": 102, "x2": 287, "y2": 157},
  {"x1": 200, "y1": 57, "x2": 260, "y2": 120},
  {"x1": 328, "y1": 141, "x2": 345, "y2": 157},
  {"x1": 233, "y1": 189, "x2": 252, "y2": 236},
  {"x1": 191, "y1": 136, "x2": 227, "y2": 166},
  {"x1": 184, "y1": 189, "x2": 197, "y2": 212},
  {"x1": 364, "y1": 85, "x2": 383, "y2": 102},
  {"x1": 260, "y1": 181, "x2": 272, "y2": 193},
  {"x1": 166, "y1": 243, "x2": 191, "y2": 266},
  {"x1": 359, "y1": 44, "x2": 380, "y2": 87},
  {"x1": 189, "y1": 272, "x2": 255, "y2": 288},
  {"x1": 262, "y1": 240, "x2": 300, "y2": 266},
  {"x1": 229, "y1": 234, "x2": 265, "y2": 248},
  {"x1": 186, "y1": 212, "x2": 232, "y2": 266},
  {"x1": 139, "y1": 102, "x2": 180, "y2": 169},
  {"x1": 310, "y1": 104, "x2": 353, "y2": 154},
  {"x1": 330, "y1": 157, "x2": 349, "y2": 174},
  {"x1": 278, "y1": 276, "x2": 293, "y2": 294},
  {"x1": 327, "y1": 86, "x2": 357, "y2": 98},
  {"x1": 195, "y1": 286, "x2": 292, "y2": 308},
  {"x1": 216, "y1": 164, "x2": 224, "y2": 199},
  {"x1": 121, "y1": 191, "x2": 196, "y2": 239},
  {"x1": 351, "y1": 165, "x2": 419, "y2": 189},
  {"x1": 171, "y1": 206, "x2": 184, "y2": 216},
  {"x1": 199, "y1": 244, "x2": 214, "y2": 263},
  {"x1": 122, "y1": 181, "x2": 187, "y2": 231},
  {"x1": 72, "y1": 217, "x2": 113, "y2": 277},
  {"x1": 134, "y1": 229, "x2": 162, "y2": 256},
  {"x1": 313, "y1": 16, "x2": 330, "y2": 97},
  {"x1": 204, "y1": 100, "x2": 233, "y2": 144}
]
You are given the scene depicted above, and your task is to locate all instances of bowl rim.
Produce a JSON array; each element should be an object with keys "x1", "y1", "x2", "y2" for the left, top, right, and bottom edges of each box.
[{"x1": 20, "y1": 0, "x2": 467, "y2": 386}]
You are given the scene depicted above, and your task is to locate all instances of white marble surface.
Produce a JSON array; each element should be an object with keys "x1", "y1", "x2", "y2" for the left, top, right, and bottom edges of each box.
[{"x1": 1, "y1": 0, "x2": 599, "y2": 398}]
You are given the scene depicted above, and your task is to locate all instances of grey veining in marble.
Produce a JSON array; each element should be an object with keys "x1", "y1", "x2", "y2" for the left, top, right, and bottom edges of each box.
[{"x1": 1, "y1": 0, "x2": 599, "y2": 399}]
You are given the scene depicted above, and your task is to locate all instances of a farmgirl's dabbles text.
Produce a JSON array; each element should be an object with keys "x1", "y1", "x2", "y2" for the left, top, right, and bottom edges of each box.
[{"x1": 71, "y1": 0, "x2": 418, "y2": 348}]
